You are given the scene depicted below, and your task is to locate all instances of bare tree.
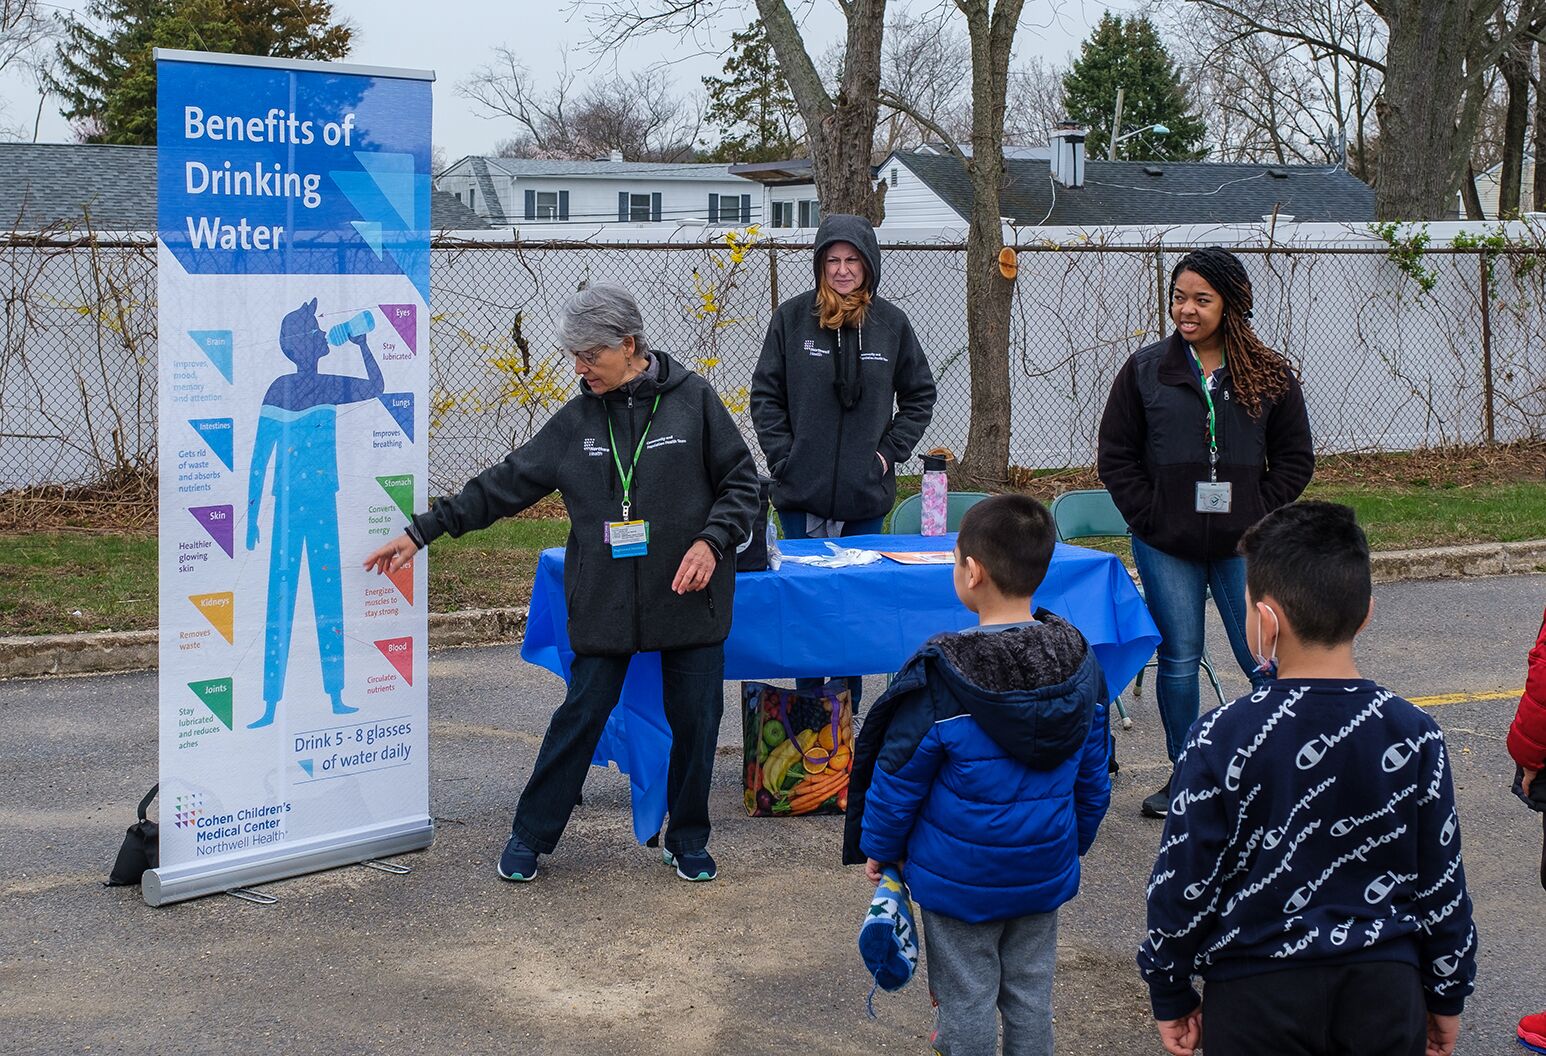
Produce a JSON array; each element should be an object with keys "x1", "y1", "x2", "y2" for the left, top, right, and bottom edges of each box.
[
  {"x1": 0, "y1": 0, "x2": 57, "y2": 141},
  {"x1": 579, "y1": 0, "x2": 889, "y2": 221},
  {"x1": 1003, "y1": 57, "x2": 1067, "y2": 145},
  {"x1": 461, "y1": 51, "x2": 699, "y2": 160},
  {"x1": 1181, "y1": 0, "x2": 1546, "y2": 218},
  {"x1": 875, "y1": 9, "x2": 971, "y2": 154},
  {"x1": 1161, "y1": 0, "x2": 1381, "y2": 178},
  {"x1": 460, "y1": 50, "x2": 582, "y2": 156},
  {"x1": 878, "y1": 0, "x2": 1027, "y2": 486}
]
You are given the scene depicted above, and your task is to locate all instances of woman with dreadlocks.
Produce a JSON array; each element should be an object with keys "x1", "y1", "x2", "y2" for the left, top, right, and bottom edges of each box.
[{"x1": 1097, "y1": 246, "x2": 1314, "y2": 819}]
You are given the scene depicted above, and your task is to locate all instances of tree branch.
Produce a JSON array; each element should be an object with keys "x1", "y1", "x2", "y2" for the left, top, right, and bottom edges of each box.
[
  {"x1": 876, "y1": 88, "x2": 967, "y2": 161},
  {"x1": 1183, "y1": 0, "x2": 1385, "y2": 73}
]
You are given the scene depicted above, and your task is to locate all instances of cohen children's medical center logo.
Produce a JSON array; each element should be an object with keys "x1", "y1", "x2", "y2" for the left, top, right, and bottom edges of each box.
[{"x1": 173, "y1": 792, "x2": 206, "y2": 829}]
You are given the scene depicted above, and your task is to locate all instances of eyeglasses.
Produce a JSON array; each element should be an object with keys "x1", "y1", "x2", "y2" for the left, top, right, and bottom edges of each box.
[{"x1": 563, "y1": 343, "x2": 611, "y2": 365}]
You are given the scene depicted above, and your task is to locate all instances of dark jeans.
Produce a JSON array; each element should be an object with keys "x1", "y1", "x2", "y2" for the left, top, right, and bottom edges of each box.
[
  {"x1": 511, "y1": 643, "x2": 725, "y2": 856},
  {"x1": 776, "y1": 507, "x2": 885, "y2": 707},
  {"x1": 1203, "y1": 961, "x2": 1427, "y2": 1056},
  {"x1": 1130, "y1": 535, "x2": 1267, "y2": 762}
]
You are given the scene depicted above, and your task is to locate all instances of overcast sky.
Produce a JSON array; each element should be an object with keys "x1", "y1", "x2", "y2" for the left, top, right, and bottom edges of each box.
[{"x1": 1, "y1": 0, "x2": 1134, "y2": 160}]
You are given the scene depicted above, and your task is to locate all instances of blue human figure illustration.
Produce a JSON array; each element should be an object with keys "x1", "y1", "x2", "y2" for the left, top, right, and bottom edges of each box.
[{"x1": 246, "y1": 298, "x2": 384, "y2": 729}]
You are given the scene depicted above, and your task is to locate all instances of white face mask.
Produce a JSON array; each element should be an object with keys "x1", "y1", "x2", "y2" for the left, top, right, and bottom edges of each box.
[{"x1": 1253, "y1": 603, "x2": 1280, "y2": 678}]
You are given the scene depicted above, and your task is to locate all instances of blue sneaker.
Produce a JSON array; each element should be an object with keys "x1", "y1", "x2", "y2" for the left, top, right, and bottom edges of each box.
[
  {"x1": 497, "y1": 835, "x2": 538, "y2": 882},
  {"x1": 663, "y1": 847, "x2": 716, "y2": 881}
]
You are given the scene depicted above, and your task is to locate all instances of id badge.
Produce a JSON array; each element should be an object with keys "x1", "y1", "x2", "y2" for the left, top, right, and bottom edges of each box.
[
  {"x1": 1195, "y1": 481, "x2": 1233, "y2": 514},
  {"x1": 606, "y1": 519, "x2": 649, "y2": 558}
]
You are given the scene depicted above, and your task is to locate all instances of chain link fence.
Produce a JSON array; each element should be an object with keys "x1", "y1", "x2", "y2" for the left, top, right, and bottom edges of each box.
[{"x1": 3, "y1": 229, "x2": 1543, "y2": 505}]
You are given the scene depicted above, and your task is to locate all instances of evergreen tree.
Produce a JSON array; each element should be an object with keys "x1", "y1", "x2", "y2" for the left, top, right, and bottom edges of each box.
[
  {"x1": 1062, "y1": 13, "x2": 1207, "y2": 161},
  {"x1": 49, "y1": 0, "x2": 351, "y2": 145},
  {"x1": 700, "y1": 19, "x2": 804, "y2": 163}
]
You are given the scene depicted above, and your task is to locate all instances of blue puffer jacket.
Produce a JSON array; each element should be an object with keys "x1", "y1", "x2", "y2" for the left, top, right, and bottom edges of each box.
[{"x1": 842, "y1": 613, "x2": 1111, "y2": 923}]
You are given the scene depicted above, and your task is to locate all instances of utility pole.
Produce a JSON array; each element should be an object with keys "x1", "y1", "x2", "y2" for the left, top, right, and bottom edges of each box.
[{"x1": 1108, "y1": 87, "x2": 1125, "y2": 161}]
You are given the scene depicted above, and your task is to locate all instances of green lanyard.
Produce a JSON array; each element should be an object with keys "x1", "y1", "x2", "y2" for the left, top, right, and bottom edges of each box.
[
  {"x1": 606, "y1": 394, "x2": 661, "y2": 520},
  {"x1": 1191, "y1": 347, "x2": 1224, "y2": 482}
]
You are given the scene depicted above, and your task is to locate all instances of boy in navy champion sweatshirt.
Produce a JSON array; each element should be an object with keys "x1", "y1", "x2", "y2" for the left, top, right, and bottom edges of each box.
[{"x1": 1138, "y1": 502, "x2": 1476, "y2": 1056}]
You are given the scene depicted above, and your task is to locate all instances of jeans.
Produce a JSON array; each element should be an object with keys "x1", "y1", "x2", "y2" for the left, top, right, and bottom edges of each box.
[
  {"x1": 1131, "y1": 536, "x2": 1267, "y2": 763},
  {"x1": 922, "y1": 908, "x2": 1059, "y2": 1056},
  {"x1": 511, "y1": 643, "x2": 725, "y2": 855},
  {"x1": 776, "y1": 508, "x2": 885, "y2": 707}
]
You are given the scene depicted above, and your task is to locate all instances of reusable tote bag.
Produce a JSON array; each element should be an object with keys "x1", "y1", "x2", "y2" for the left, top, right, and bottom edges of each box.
[{"x1": 741, "y1": 682, "x2": 853, "y2": 816}]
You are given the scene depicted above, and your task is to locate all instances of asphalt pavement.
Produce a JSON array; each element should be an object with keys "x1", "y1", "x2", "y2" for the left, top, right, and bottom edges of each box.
[{"x1": 1, "y1": 573, "x2": 1542, "y2": 1055}]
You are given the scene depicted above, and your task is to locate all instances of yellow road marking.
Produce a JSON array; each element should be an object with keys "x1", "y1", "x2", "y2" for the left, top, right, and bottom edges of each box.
[{"x1": 1410, "y1": 688, "x2": 1524, "y2": 709}]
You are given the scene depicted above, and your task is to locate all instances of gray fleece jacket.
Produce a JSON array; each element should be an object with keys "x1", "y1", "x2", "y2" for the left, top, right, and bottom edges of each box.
[
  {"x1": 750, "y1": 214, "x2": 937, "y2": 522},
  {"x1": 411, "y1": 351, "x2": 759, "y2": 656}
]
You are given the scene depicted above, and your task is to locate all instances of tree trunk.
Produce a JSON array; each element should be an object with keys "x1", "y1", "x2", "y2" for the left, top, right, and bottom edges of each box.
[
  {"x1": 955, "y1": 0, "x2": 1024, "y2": 489},
  {"x1": 1462, "y1": 163, "x2": 1486, "y2": 220},
  {"x1": 755, "y1": 0, "x2": 886, "y2": 222},
  {"x1": 1499, "y1": 35, "x2": 1531, "y2": 218},
  {"x1": 1374, "y1": 0, "x2": 1479, "y2": 219},
  {"x1": 1535, "y1": 41, "x2": 1546, "y2": 211}
]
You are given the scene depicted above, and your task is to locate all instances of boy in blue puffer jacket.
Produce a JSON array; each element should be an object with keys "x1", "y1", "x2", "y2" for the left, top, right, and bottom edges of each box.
[{"x1": 843, "y1": 495, "x2": 1111, "y2": 1055}]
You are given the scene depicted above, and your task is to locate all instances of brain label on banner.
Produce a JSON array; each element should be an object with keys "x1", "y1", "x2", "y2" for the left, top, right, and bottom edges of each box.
[{"x1": 152, "y1": 48, "x2": 434, "y2": 906}]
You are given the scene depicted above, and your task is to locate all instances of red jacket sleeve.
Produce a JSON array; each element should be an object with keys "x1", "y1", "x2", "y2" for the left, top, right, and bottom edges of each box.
[{"x1": 1507, "y1": 605, "x2": 1546, "y2": 770}]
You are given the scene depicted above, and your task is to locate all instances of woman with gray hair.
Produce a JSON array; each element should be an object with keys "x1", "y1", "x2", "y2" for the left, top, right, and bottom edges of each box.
[{"x1": 364, "y1": 282, "x2": 759, "y2": 883}]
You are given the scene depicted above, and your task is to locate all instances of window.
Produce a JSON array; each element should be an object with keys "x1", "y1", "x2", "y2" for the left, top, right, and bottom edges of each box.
[
  {"x1": 468, "y1": 187, "x2": 476, "y2": 210},
  {"x1": 629, "y1": 193, "x2": 652, "y2": 222},
  {"x1": 771, "y1": 201, "x2": 795, "y2": 228},
  {"x1": 798, "y1": 199, "x2": 820, "y2": 228},
  {"x1": 720, "y1": 195, "x2": 744, "y2": 223},
  {"x1": 536, "y1": 191, "x2": 559, "y2": 220}
]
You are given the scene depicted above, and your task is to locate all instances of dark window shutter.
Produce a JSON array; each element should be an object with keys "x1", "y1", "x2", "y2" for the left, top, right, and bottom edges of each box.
[
  {"x1": 708, "y1": 193, "x2": 719, "y2": 223},
  {"x1": 523, "y1": 189, "x2": 535, "y2": 220},
  {"x1": 798, "y1": 200, "x2": 809, "y2": 228},
  {"x1": 618, "y1": 192, "x2": 629, "y2": 222},
  {"x1": 558, "y1": 190, "x2": 569, "y2": 221},
  {"x1": 650, "y1": 192, "x2": 662, "y2": 222},
  {"x1": 741, "y1": 194, "x2": 752, "y2": 224},
  {"x1": 468, "y1": 187, "x2": 476, "y2": 210}
]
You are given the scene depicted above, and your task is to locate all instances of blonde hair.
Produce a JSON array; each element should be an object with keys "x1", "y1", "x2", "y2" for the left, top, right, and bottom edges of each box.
[{"x1": 816, "y1": 279, "x2": 872, "y2": 331}]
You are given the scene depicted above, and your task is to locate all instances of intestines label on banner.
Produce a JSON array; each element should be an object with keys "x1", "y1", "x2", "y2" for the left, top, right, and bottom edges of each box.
[{"x1": 151, "y1": 49, "x2": 434, "y2": 906}]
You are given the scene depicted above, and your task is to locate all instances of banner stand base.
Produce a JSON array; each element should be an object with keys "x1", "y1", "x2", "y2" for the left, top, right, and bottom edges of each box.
[
  {"x1": 362, "y1": 859, "x2": 412, "y2": 875},
  {"x1": 227, "y1": 886, "x2": 278, "y2": 905},
  {"x1": 143, "y1": 818, "x2": 434, "y2": 907}
]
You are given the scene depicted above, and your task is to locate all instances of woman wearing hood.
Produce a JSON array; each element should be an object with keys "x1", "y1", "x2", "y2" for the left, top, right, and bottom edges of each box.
[
  {"x1": 750, "y1": 214, "x2": 937, "y2": 705},
  {"x1": 364, "y1": 283, "x2": 759, "y2": 884}
]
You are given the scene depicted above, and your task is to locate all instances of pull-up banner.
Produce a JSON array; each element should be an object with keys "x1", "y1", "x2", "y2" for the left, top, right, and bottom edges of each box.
[{"x1": 150, "y1": 49, "x2": 434, "y2": 906}]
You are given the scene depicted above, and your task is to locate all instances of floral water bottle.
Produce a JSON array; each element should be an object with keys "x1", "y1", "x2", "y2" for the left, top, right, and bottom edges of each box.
[{"x1": 920, "y1": 453, "x2": 949, "y2": 536}]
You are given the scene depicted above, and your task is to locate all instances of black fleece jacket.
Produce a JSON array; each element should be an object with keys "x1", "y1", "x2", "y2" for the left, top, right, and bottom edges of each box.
[
  {"x1": 1097, "y1": 333, "x2": 1314, "y2": 561},
  {"x1": 750, "y1": 214, "x2": 937, "y2": 522},
  {"x1": 411, "y1": 351, "x2": 759, "y2": 656}
]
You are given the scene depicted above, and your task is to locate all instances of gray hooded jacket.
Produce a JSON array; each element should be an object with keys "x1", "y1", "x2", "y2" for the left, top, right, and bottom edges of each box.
[{"x1": 750, "y1": 214, "x2": 937, "y2": 522}]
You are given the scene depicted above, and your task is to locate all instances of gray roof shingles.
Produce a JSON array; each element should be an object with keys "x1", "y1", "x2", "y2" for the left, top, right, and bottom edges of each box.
[
  {"x1": 0, "y1": 142, "x2": 491, "y2": 232},
  {"x1": 894, "y1": 151, "x2": 1374, "y2": 226}
]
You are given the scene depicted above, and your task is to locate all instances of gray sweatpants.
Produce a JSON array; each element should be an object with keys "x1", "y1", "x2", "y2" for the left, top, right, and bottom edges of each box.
[{"x1": 921, "y1": 908, "x2": 1058, "y2": 1056}]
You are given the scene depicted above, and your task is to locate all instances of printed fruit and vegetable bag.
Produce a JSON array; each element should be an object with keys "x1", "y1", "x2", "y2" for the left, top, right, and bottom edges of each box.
[{"x1": 741, "y1": 682, "x2": 853, "y2": 817}]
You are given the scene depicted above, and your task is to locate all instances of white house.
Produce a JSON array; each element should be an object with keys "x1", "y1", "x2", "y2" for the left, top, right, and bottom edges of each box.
[
  {"x1": 726, "y1": 159, "x2": 823, "y2": 229},
  {"x1": 436, "y1": 154, "x2": 761, "y2": 228}
]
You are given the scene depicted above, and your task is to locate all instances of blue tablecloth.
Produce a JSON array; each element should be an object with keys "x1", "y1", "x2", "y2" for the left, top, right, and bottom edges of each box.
[{"x1": 521, "y1": 533, "x2": 1160, "y2": 843}]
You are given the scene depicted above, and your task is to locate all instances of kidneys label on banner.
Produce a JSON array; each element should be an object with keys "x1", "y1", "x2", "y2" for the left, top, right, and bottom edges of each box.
[{"x1": 151, "y1": 49, "x2": 434, "y2": 906}]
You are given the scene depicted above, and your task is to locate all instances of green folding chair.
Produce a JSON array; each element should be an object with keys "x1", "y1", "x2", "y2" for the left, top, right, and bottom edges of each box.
[
  {"x1": 888, "y1": 491, "x2": 991, "y2": 534},
  {"x1": 1048, "y1": 489, "x2": 1229, "y2": 728}
]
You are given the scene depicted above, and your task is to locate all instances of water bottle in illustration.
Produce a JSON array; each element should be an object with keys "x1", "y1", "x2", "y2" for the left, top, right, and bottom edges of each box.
[
  {"x1": 921, "y1": 452, "x2": 949, "y2": 536},
  {"x1": 327, "y1": 309, "x2": 375, "y2": 346}
]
